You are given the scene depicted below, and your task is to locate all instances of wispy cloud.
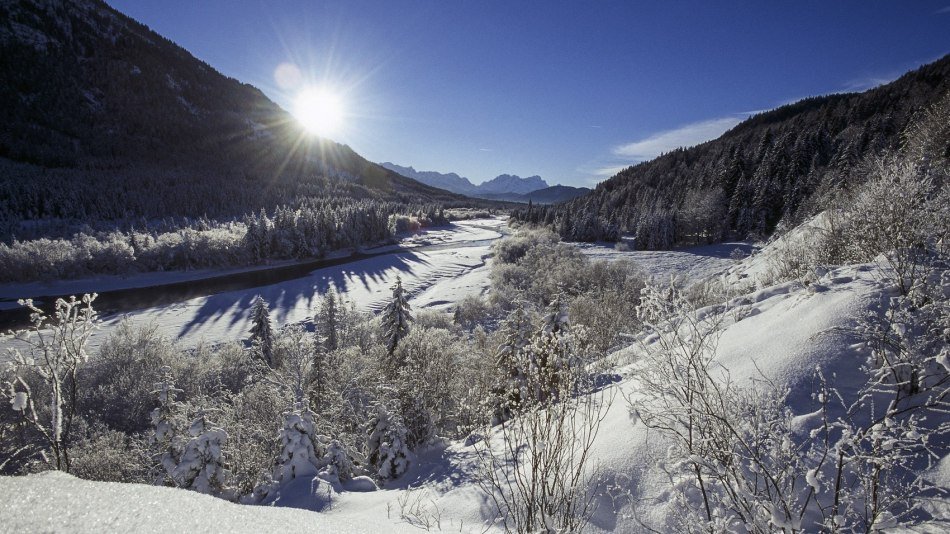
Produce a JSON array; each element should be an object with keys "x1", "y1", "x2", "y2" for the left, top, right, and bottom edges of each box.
[
  {"x1": 478, "y1": 148, "x2": 492, "y2": 152},
  {"x1": 839, "y1": 76, "x2": 893, "y2": 93},
  {"x1": 612, "y1": 116, "x2": 743, "y2": 162},
  {"x1": 936, "y1": 6, "x2": 950, "y2": 14},
  {"x1": 593, "y1": 165, "x2": 629, "y2": 177}
]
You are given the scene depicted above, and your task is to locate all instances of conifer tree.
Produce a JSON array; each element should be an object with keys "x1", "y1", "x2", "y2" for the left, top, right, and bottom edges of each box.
[
  {"x1": 272, "y1": 400, "x2": 324, "y2": 485},
  {"x1": 173, "y1": 408, "x2": 229, "y2": 495},
  {"x1": 525, "y1": 297, "x2": 573, "y2": 403},
  {"x1": 319, "y1": 289, "x2": 339, "y2": 352},
  {"x1": 381, "y1": 276, "x2": 413, "y2": 373},
  {"x1": 250, "y1": 295, "x2": 275, "y2": 367},
  {"x1": 150, "y1": 365, "x2": 183, "y2": 486},
  {"x1": 366, "y1": 402, "x2": 410, "y2": 481}
]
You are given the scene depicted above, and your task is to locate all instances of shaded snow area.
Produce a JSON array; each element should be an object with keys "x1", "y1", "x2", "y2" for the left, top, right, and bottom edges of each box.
[
  {"x1": 572, "y1": 241, "x2": 757, "y2": 286},
  {"x1": 0, "y1": 219, "x2": 501, "y2": 351},
  {"x1": 0, "y1": 219, "x2": 503, "y2": 306},
  {"x1": 75, "y1": 245, "x2": 491, "y2": 350}
]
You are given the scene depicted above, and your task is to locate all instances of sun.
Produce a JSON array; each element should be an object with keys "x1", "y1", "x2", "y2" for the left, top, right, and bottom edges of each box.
[{"x1": 293, "y1": 87, "x2": 345, "y2": 137}]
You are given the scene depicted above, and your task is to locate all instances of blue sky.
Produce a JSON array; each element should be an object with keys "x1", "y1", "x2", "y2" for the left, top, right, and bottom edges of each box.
[{"x1": 111, "y1": 1, "x2": 949, "y2": 187}]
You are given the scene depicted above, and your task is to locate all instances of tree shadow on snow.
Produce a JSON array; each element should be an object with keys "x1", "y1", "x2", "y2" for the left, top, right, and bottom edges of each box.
[{"x1": 176, "y1": 251, "x2": 431, "y2": 339}]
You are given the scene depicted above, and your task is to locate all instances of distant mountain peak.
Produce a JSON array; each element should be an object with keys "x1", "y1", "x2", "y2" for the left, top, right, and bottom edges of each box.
[
  {"x1": 379, "y1": 162, "x2": 584, "y2": 203},
  {"x1": 478, "y1": 174, "x2": 549, "y2": 195}
]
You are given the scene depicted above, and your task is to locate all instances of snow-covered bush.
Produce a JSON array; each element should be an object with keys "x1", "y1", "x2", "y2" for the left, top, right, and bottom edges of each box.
[
  {"x1": 487, "y1": 305, "x2": 533, "y2": 424},
  {"x1": 475, "y1": 336, "x2": 614, "y2": 534},
  {"x1": 491, "y1": 228, "x2": 559, "y2": 265},
  {"x1": 845, "y1": 157, "x2": 949, "y2": 294},
  {"x1": 629, "y1": 273, "x2": 950, "y2": 532},
  {"x1": 217, "y1": 381, "x2": 286, "y2": 497},
  {"x1": 79, "y1": 321, "x2": 181, "y2": 434},
  {"x1": 67, "y1": 422, "x2": 150, "y2": 483},
  {"x1": 452, "y1": 294, "x2": 496, "y2": 330},
  {"x1": 393, "y1": 326, "x2": 468, "y2": 446}
]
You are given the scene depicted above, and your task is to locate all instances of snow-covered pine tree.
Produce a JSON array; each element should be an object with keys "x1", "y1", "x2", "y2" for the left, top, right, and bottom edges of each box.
[
  {"x1": 150, "y1": 365, "x2": 183, "y2": 485},
  {"x1": 272, "y1": 400, "x2": 324, "y2": 485},
  {"x1": 172, "y1": 408, "x2": 229, "y2": 495},
  {"x1": 250, "y1": 295, "x2": 275, "y2": 367},
  {"x1": 490, "y1": 303, "x2": 532, "y2": 423},
  {"x1": 320, "y1": 439, "x2": 354, "y2": 483},
  {"x1": 381, "y1": 275, "x2": 413, "y2": 374},
  {"x1": 366, "y1": 402, "x2": 410, "y2": 481},
  {"x1": 319, "y1": 289, "x2": 339, "y2": 352}
]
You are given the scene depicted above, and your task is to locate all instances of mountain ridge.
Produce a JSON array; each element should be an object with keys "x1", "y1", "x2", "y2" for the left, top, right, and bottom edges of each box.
[
  {"x1": 514, "y1": 54, "x2": 950, "y2": 247},
  {"x1": 0, "y1": 0, "x2": 466, "y2": 237},
  {"x1": 379, "y1": 162, "x2": 587, "y2": 203}
]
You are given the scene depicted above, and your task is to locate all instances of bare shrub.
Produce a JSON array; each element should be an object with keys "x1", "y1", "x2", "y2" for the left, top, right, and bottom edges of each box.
[{"x1": 2, "y1": 294, "x2": 98, "y2": 472}]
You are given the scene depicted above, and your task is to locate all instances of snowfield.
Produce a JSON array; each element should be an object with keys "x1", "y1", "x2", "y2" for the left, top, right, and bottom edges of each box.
[
  {"x1": 573, "y1": 241, "x2": 757, "y2": 286},
  {"x1": 0, "y1": 219, "x2": 502, "y2": 352},
  {"x1": 2, "y1": 216, "x2": 948, "y2": 532},
  {"x1": 0, "y1": 471, "x2": 418, "y2": 533}
]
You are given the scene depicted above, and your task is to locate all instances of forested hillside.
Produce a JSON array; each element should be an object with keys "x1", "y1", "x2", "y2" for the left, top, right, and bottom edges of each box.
[
  {"x1": 0, "y1": 0, "x2": 466, "y2": 242},
  {"x1": 515, "y1": 55, "x2": 950, "y2": 248}
]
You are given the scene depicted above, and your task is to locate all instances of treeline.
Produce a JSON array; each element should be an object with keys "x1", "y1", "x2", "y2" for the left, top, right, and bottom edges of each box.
[
  {"x1": 0, "y1": 201, "x2": 450, "y2": 282},
  {"x1": 514, "y1": 55, "x2": 950, "y2": 249}
]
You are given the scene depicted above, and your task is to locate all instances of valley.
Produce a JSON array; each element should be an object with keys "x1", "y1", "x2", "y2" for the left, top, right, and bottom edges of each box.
[{"x1": 1, "y1": 1, "x2": 948, "y2": 533}]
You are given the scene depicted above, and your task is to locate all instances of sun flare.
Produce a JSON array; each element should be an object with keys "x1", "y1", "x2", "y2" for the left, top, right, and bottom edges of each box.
[{"x1": 293, "y1": 87, "x2": 345, "y2": 137}]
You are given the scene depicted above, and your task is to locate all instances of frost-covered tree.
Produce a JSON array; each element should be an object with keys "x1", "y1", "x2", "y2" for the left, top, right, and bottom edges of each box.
[
  {"x1": 366, "y1": 402, "x2": 410, "y2": 481},
  {"x1": 846, "y1": 157, "x2": 949, "y2": 295},
  {"x1": 319, "y1": 290, "x2": 339, "y2": 352},
  {"x1": 150, "y1": 365, "x2": 183, "y2": 485},
  {"x1": 250, "y1": 295, "x2": 275, "y2": 367},
  {"x1": 173, "y1": 408, "x2": 229, "y2": 495},
  {"x1": 381, "y1": 275, "x2": 413, "y2": 373},
  {"x1": 523, "y1": 297, "x2": 574, "y2": 404},
  {"x1": 266, "y1": 325, "x2": 316, "y2": 405},
  {"x1": 320, "y1": 439, "x2": 354, "y2": 483},
  {"x1": 272, "y1": 401, "x2": 324, "y2": 485},
  {"x1": 2, "y1": 294, "x2": 98, "y2": 472},
  {"x1": 489, "y1": 304, "x2": 532, "y2": 424}
]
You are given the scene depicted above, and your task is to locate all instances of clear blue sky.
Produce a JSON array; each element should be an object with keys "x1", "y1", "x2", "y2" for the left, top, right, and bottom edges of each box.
[{"x1": 110, "y1": 0, "x2": 949, "y2": 187}]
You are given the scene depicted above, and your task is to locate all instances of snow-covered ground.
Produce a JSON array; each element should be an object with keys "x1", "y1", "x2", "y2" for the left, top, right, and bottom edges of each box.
[
  {"x1": 3, "y1": 218, "x2": 947, "y2": 532},
  {"x1": 572, "y1": 241, "x2": 757, "y2": 286},
  {"x1": 6, "y1": 255, "x2": 937, "y2": 533},
  {"x1": 0, "y1": 219, "x2": 503, "y2": 308},
  {"x1": 0, "y1": 471, "x2": 419, "y2": 534},
  {"x1": 0, "y1": 219, "x2": 502, "y2": 351}
]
